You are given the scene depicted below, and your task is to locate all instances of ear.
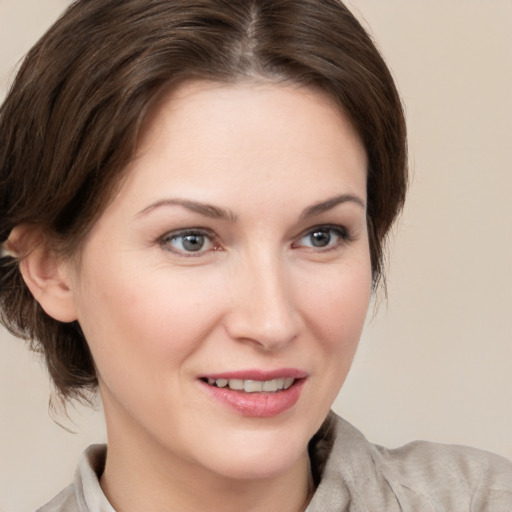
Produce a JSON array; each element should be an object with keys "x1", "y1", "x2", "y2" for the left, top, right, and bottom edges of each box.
[{"x1": 8, "y1": 225, "x2": 78, "y2": 323}]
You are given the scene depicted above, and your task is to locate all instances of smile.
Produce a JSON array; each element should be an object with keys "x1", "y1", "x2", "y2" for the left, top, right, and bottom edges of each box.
[
  {"x1": 199, "y1": 369, "x2": 307, "y2": 417},
  {"x1": 204, "y1": 377, "x2": 295, "y2": 393}
]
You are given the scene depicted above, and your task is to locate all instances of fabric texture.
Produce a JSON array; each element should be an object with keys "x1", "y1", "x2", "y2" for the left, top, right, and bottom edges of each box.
[{"x1": 36, "y1": 412, "x2": 512, "y2": 512}]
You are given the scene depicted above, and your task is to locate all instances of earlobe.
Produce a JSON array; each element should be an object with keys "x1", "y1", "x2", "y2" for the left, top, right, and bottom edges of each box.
[{"x1": 8, "y1": 225, "x2": 78, "y2": 323}]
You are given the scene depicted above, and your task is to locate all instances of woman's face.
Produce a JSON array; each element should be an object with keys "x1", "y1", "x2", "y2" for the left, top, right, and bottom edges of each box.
[{"x1": 66, "y1": 81, "x2": 371, "y2": 481}]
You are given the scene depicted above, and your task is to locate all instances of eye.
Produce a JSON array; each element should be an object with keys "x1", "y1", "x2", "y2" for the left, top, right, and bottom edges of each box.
[
  {"x1": 293, "y1": 225, "x2": 350, "y2": 250},
  {"x1": 159, "y1": 229, "x2": 216, "y2": 255}
]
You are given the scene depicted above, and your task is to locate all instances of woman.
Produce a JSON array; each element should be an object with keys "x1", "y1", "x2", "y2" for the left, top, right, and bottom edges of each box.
[{"x1": 0, "y1": 0, "x2": 511, "y2": 511}]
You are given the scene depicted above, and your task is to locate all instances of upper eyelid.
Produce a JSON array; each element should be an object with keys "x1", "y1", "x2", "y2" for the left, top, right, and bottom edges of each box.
[
  {"x1": 290, "y1": 225, "x2": 350, "y2": 250},
  {"x1": 160, "y1": 227, "x2": 216, "y2": 240},
  {"x1": 157, "y1": 228, "x2": 219, "y2": 253},
  {"x1": 158, "y1": 224, "x2": 349, "y2": 239},
  {"x1": 156, "y1": 224, "x2": 351, "y2": 250},
  {"x1": 296, "y1": 224, "x2": 349, "y2": 239}
]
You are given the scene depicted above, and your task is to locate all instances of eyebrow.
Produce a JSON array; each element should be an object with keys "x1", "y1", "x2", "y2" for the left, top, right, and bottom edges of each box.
[
  {"x1": 300, "y1": 194, "x2": 366, "y2": 219},
  {"x1": 136, "y1": 193, "x2": 365, "y2": 222},
  {"x1": 136, "y1": 198, "x2": 238, "y2": 221}
]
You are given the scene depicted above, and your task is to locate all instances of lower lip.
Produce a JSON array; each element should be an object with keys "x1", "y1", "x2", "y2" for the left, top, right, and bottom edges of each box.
[{"x1": 199, "y1": 379, "x2": 305, "y2": 418}]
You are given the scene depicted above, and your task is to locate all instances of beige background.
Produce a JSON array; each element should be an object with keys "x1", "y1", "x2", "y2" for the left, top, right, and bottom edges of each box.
[{"x1": 1, "y1": 0, "x2": 511, "y2": 510}]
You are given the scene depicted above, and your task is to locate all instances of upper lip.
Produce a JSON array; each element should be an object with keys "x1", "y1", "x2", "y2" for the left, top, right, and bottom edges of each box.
[{"x1": 200, "y1": 368, "x2": 308, "y2": 381}]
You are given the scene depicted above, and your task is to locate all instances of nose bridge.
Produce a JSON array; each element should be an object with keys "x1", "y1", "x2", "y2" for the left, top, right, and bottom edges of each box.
[{"x1": 225, "y1": 245, "x2": 299, "y2": 350}]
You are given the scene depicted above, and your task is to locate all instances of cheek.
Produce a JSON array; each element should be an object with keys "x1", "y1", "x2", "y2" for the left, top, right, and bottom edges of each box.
[
  {"x1": 298, "y1": 258, "x2": 372, "y2": 349},
  {"x1": 293, "y1": 256, "x2": 371, "y2": 429},
  {"x1": 74, "y1": 259, "x2": 226, "y2": 374}
]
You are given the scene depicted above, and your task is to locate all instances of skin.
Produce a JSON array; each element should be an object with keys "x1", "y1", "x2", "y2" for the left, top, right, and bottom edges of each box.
[{"x1": 24, "y1": 81, "x2": 372, "y2": 511}]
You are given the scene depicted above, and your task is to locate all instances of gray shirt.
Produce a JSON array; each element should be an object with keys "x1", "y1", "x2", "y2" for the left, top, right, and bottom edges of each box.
[{"x1": 37, "y1": 412, "x2": 512, "y2": 511}]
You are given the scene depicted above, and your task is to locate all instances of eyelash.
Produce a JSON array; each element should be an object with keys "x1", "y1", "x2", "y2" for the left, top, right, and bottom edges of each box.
[
  {"x1": 158, "y1": 228, "x2": 219, "y2": 256},
  {"x1": 292, "y1": 224, "x2": 353, "y2": 251},
  {"x1": 157, "y1": 224, "x2": 352, "y2": 256}
]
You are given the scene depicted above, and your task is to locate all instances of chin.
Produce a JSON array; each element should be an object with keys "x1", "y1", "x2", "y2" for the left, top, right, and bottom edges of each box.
[
  {"x1": 205, "y1": 451, "x2": 306, "y2": 482},
  {"x1": 188, "y1": 424, "x2": 312, "y2": 481}
]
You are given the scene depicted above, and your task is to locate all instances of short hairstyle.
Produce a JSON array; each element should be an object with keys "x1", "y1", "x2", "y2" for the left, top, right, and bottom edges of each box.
[{"x1": 0, "y1": 0, "x2": 407, "y2": 402}]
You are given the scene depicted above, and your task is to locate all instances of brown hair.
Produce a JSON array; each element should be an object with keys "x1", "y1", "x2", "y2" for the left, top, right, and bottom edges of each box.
[{"x1": 0, "y1": 0, "x2": 407, "y2": 402}]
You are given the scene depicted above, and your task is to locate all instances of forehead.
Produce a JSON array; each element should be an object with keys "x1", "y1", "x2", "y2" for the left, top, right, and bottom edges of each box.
[
  {"x1": 139, "y1": 79, "x2": 364, "y2": 155},
  {"x1": 111, "y1": 80, "x2": 368, "y2": 218}
]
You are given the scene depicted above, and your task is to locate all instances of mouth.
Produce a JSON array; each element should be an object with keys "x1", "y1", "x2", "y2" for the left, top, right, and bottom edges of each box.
[
  {"x1": 200, "y1": 377, "x2": 296, "y2": 393},
  {"x1": 198, "y1": 370, "x2": 307, "y2": 417}
]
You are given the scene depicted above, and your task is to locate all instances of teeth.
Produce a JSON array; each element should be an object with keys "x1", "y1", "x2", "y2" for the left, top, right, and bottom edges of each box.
[
  {"x1": 228, "y1": 379, "x2": 244, "y2": 391},
  {"x1": 244, "y1": 380, "x2": 264, "y2": 392},
  {"x1": 206, "y1": 377, "x2": 296, "y2": 393},
  {"x1": 284, "y1": 377, "x2": 294, "y2": 389},
  {"x1": 263, "y1": 379, "x2": 278, "y2": 392}
]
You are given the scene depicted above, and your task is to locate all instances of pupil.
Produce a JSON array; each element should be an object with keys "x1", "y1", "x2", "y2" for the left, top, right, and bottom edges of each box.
[
  {"x1": 311, "y1": 230, "x2": 331, "y2": 247},
  {"x1": 183, "y1": 235, "x2": 204, "y2": 251}
]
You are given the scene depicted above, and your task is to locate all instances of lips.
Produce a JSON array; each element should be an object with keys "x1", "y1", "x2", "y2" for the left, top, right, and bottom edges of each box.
[{"x1": 198, "y1": 369, "x2": 307, "y2": 417}]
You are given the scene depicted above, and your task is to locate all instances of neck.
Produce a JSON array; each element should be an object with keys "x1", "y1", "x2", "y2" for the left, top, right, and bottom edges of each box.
[
  {"x1": 100, "y1": 414, "x2": 313, "y2": 512},
  {"x1": 101, "y1": 443, "x2": 312, "y2": 512}
]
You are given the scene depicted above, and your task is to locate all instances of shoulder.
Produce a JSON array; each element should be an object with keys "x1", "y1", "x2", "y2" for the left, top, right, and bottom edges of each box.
[
  {"x1": 35, "y1": 485, "x2": 78, "y2": 512},
  {"x1": 373, "y1": 438, "x2": 512, "y2": 510},
  {"x1": 309, "y1": 413, "x2": 512, "y2": 511},
  {"x1": 34, "y1": 444, "x2": 110, "y2": 512}
]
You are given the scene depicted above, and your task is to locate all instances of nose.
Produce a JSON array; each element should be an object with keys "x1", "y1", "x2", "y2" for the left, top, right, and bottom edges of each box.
[{"x1": 223, "y1": 250, "x2": 300, "y2": 352}]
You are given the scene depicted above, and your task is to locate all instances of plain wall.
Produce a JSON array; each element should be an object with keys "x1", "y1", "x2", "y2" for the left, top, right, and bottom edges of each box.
[{"x1": 1, "y1": 1, "x2": 511, "y2": 510}]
